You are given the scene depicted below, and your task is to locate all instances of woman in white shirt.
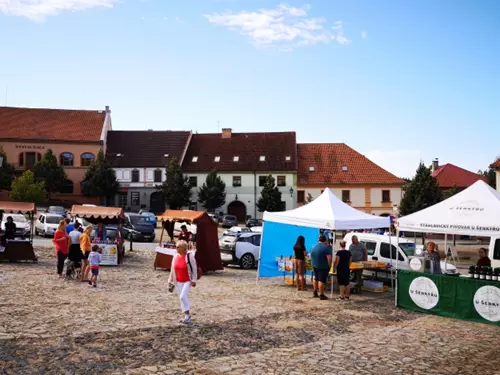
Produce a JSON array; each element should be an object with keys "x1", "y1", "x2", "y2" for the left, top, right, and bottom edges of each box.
[{"x1": 68, "y1": 222, "x2": 83, "y2": 270}]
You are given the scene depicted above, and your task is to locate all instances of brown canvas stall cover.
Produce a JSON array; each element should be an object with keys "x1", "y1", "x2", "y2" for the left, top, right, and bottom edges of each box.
[
  {"x1": 0, "y1": 202, "x2": 36, "y2": 214},
  {"x1": 70, "y1": 205, "x2": 125, "y2": 221},
  {"x1": 157, "y1": 210, "x2": 223, "y2": 272}
]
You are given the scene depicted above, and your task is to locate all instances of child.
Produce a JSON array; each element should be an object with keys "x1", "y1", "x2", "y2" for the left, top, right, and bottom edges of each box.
[{"x1": 88, "y1": 245, "x2": 102, "y2": 288}]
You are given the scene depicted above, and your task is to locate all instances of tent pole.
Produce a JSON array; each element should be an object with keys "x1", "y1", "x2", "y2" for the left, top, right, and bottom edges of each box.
[
  {"x1": 395, "y1": 230, "x2": 400, "y2": 306},
  {"x1": 255, "y1": 221, "x2": 266, "y2": 283},
  {"x1": 444, "y1": 234, "x2": 448, "y2": 273},
  {"x1": 389, "y1": 230, "x2": 393, "y2": 294}
]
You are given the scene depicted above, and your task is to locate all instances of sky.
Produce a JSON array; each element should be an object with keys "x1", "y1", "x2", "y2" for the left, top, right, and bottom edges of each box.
[{"x1": 0, "y1": 0, "x2": 499, "y2": 179}]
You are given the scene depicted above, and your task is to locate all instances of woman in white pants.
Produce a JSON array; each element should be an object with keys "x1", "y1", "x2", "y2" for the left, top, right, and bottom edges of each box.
[{"x1": 168, "y1": 240, "x2": 197, "y2": 324}]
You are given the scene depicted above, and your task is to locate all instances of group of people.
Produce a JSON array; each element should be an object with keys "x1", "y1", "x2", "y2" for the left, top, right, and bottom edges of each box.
[
  {"x1": 53, "y1": 219, "x2": 102, "y2": 287},
  {"x1": 293, "y1": 234, "x2": 368, "y2": 301}
]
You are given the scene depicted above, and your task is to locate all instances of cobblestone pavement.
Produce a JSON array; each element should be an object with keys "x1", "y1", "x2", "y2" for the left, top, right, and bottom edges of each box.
[{"x1": 1, "y1": 248, "x2": 499, "y2": 375}]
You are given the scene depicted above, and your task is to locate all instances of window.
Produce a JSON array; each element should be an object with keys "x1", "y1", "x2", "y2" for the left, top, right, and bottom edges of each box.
[
  {"x1": 214, "y1": 156, "x2": 220, "y2": 162},
  {"x1": 342, "y1": 190, "x2": 350, "y2": 202},
  {"x1": 382, "y1": 190, "x2": 391, "y2": 203},
  {"x1": 252, "y1": 234, "x2": 262, "y2": 247},
  {"x1": 81, "y1": 153, "x2": 95, "y2": 167},
  {"x1": 154, "y1": 169, "x2": 162, "y2": 183},
  {"x1": 233, "y1": 176, "x2": 242, "y2": 187},
  {"x1": 259, "y1": 156, "x2": 265, "y2": 162},
  {"x1": 494, "y1": 239, "x2": 500, "y2": 260},
  {"x1": 233, "y1": 156, "x2": 239, "y2": 162},
  {"x1": 189, "y1": 176, "x2": 198, "y2": 187},
  {"x1": 192, "y1": 156, "x2": 198, "y2": 162},
  {"x1": 60, "y1": 152, "x2": 74, "y2": 166},
  {"x1": 131, "y1": 169, "x2": 140, "y2": 183},
  {"x1": 361, "y1": 241, "x2": 377, "y2": 256},
  {"x1": 131, "y1": 192, "x2": 140, "y2": 206},
  {"x1": 60, "y1": 180, "x2": 74, "y2": 194},
  {"x1": 259, "y1": 176, "x2": 267, "y2": 187},
  {"x1": 118, "y1": 192, "x2": 127, "y2": 207},
  {"x1": 297, "y1": 190, "x2": 305, "y2": 202},
  {"x1": 38, "y1": 215, "x2": 45, "y2": 223},
  {"x1": 380, "y1": 243, "x2": 404, "y2": 261},
  {"x1": 277, "y1": 175, "x2": 286, "y2": 186},
  {"x1": 26, "y1": 152, "x2": 38, "y2": 168},
  {"x1": 285, "y1": 156, "x2": 291, "y2": 161}
]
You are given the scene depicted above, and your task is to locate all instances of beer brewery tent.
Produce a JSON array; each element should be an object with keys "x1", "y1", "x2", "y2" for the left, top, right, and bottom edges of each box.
[{"x1": 258, "y1": 188, "x2": 391, "y2": 278}]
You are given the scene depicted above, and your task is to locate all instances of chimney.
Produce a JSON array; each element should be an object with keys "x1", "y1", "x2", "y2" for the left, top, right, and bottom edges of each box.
[
  {"x1": 105, "y1": 105, "x2": 110, "y2": 113},
  {"x1": 432, "y1": 158, "x2": 439, "y2": 172},
  {"x1": 221, "y1": 128, "x2": 232, "y2": 139}
]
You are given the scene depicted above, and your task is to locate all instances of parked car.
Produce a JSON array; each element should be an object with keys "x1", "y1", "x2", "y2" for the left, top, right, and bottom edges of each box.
[
  {"x1": 219, "y1": 232, "x2": 240, "y2": 252},
  {"x1": 47, "y1": 206, "x2": 67, "y2": 216},
  {"x1": 223, "y1": 226, "x2": 251, "y2": 235},
  {"x1": 343, "y1": 233, "x2": 457, "y2": 277},
  {"x1": 123, "y1": 213, "x2": 156, "y2": 242},
  {"x1": 35, "y1": 214, "x2": 64, "y2": 237},
  {"x1": 222, "y1": 215, "x2": 238, "y2": 228},
  {"x1": 246, "y1": 218, "x2": 262, "y2": 228},
  {"x1": 207, "y1": 213, "x2": 218, "y2": 223},
  {"x1": 250, "y1": 226, "x2": 263, "y2": 233},
  {"x1": 139, "y1": 211, "x2": 158, "y2": 228},
  {"x1": 220, "y1": 232, "x2": 261, "y2": 269},
  {"x1": 0, "y1": 213, "x2": 31, "y2": 239}
]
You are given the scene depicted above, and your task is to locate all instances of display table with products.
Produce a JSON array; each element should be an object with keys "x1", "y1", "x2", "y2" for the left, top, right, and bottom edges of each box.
[
  {"x1": 0, "y1": 202, "x2": 37, "y2": 263},
  {"x1": 397, "y1": 269, "x2": 500, "y2": 326},
  {"x1": 154, "y1": 243, "x2": 177, "y2": 270},
  {"x1": 0, "y1": 240, "x2": 38, "y2": 263}
]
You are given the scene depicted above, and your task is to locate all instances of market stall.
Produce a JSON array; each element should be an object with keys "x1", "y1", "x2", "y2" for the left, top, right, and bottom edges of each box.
[
  {"x1": 155, "y1": 210, "x2": 223, "y2": 272},
  {"x1": 396, "y1": 180, "x2": 500, "y2": 325},
  {"x1": 258, "y1": 188, "x2": 392, "y2": 292},
  {"x1": 0, "y1": 202, "x2": 37, "y2": 263},
  {"x1": 70, "y1": 205, "x2": 125, "y2": 266}
]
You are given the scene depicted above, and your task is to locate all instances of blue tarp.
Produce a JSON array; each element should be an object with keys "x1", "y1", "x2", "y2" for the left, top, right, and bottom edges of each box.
[{"x1": 258, "y1": 221, "x2": 319, "y2": 278}]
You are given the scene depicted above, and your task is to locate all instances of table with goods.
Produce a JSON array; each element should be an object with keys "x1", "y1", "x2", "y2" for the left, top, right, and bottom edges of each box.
[{"x1": 397, "y1": 267, "x2": 500, "y2": 326}]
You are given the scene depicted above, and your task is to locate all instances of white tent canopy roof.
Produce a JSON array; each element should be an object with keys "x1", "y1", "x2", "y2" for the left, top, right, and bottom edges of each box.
[
  {"x1": 396, "y1": 180, "x2": 500, "y2": 237},
  {"x1": 263, "y1": 188, "x2": 390, "y2": 230}
]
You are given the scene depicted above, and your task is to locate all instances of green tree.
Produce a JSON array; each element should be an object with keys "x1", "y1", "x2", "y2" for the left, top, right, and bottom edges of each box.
[
  {"x1": 34, "y1": 149, "x2": 67, "y2": 200},
  {"x1": 197, "y1": 170, "x2": 226, "y2": 212},
  {"x1": 157, "y1": 158, "x2": 192, "y2": 210},
  {"x1": 444, "y1": 185, "x2": 459, "y2": 199},
  {"x1": 399, "y1": 162, "x2": 443, "y2": 217},
  {"x1": 257, "y1": 175, "x2": 283, "y2": 212},
  {"x1": 0, "y1": 146, "x2": 15, "y2": 191},
  {"x1": 478, "y1": 158, "x2": 498, "y2": 189},
  {"x1": 82, "y1": 150, "x2": 120, "y2": 205},
  {"x1": 10, "y1": 170, "x2": 46, "y2": 204}
]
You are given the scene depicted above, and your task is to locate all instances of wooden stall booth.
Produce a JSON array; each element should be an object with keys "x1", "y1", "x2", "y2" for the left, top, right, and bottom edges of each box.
[
  {"x1": 0, "y1": 202, "x2": 37, "y2": 263},
  {"x1": 70, "y1": 205, "x2": 126, "y2": 265},
  {"x1": 154, "y1": 210, "x2": 223, "y2": 272}
]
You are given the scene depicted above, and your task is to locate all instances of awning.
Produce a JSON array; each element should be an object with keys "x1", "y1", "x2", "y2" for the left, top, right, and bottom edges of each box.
[
  {"x1": 0, "y1": 201, "x2": 36, "y2": 214},
  {"x1": 157, "y1": 210, "x2": 207, "y2": 224},
  {"x1": 70, "y1": 205, "x2": 125, "y2": 220}
]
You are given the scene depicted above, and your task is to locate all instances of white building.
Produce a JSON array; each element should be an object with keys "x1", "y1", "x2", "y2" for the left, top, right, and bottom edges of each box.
[
  {"x1": 182, "y1": 129, "x2": 298, "y2": 221},
  {"x1": 106, "y1": 130, "x2": 192, "y2": 212},
  {"x1": 297, "y1": 143, "x2": 404, "y2": 216}
]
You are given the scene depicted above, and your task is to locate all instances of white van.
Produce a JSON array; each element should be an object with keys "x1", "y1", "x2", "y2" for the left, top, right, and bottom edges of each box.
[
  {"x1": 488, "y1": 236, "x2": 500, "y2": 268},
  {"x1": 343, "y1": 233, "x2": 457, "y2": 275}
]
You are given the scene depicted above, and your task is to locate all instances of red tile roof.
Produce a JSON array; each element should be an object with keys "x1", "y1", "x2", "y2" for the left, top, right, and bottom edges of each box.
[
  {"x1": 490, "y1": 159, "x2": 500, "y2": 169},
  {"x1": 106, "y1": 131, "x2": 192, "y2": 167},
  {"x1": 0, "y1": 106, "x2": 107, "y2": 142},
  {"x1": 297, "y1": 143, "x2": 404, "y2": 185},
  {"x1": 431, "y1": 163, "x2": 487, "y2": 188},
  {"x1": 183, "y1": 131, "x2": 297, "y2": 172}
]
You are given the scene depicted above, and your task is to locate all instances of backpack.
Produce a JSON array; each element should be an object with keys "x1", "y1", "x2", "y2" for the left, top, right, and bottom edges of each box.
[{"x1": 187, "y1": 253, "x2": 203, "y2": 280}]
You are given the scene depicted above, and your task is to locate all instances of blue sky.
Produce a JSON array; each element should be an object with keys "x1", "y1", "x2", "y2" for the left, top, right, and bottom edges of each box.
[{"x1": 1, "y1": 0, "x2": 499, "y2": 178}]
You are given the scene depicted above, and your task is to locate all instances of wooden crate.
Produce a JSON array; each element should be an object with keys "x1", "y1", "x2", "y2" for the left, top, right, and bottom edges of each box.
[{"x1": 362, "y1": 285, "x2": 389, "y2": 293}]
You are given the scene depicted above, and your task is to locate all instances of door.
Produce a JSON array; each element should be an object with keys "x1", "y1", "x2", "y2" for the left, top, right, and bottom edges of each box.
[
  {"x1": 379, "y1": 242, "x2": 407, "y2": 269},
  {"x1": 150, "y1": 192, "x2": 165, "y2": 214},
  {"x1": 36, "y1": 215, "x2": 45, "y2": 231},
  {"x1": 227, "y1": 201, "x2": 247, "y2": 222}
]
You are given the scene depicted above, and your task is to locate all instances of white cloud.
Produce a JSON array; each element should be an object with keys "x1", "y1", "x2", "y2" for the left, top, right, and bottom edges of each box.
[
  {"x1": 0, "y1": 0, "x2": 117, "y2": 21},
  {"x1": 361, "y1": 31, "x2": 367, "y2": 39},
  {"x1": 362, "y1": 149, "x2": 423, "y2": 179},
  {"x1": 175, "y1": 16, "x2": 184, "y2": 24},
  {"x1": 204, "y1": 3, "x2": 350, "y2": 50}
]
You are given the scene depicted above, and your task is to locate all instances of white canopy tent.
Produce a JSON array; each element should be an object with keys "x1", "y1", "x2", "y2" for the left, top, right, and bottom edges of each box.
[
  {"x1": 263, "y1": 188, "x2": 391, "y2": 230},
  {"x1": 396, "y1": 180, "x2": 500, "y2": 237}
]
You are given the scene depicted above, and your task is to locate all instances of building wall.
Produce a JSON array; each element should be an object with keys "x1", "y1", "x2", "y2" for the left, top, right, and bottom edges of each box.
[
  {"x1": 0, "y1": 140, "x2": 102, "y2": 204},
  {"x1": 186, "y1": 172, "x2": 297, "y2": 219},
  {"x1": 297, "y1": 184, "x2": 402, "y2": 216}
]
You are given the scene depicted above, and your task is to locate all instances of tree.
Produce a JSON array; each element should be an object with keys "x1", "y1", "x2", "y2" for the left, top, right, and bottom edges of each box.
[
  {"x1": 82, "y1": 150, "x2": 120, "y2": 205},
  {"x1": 197, "y1": 170, "x2": 226, "y2": 212},
  {"x1": 34, "y1": 149, "x2": 67, "y2": 200},
  {"x1": 478, "y1": 158, "x2": 498, "y2": 189},
  {"x1": 399, "y1": 162, "x2": 443, "y2": 217},
  {"x1": 306, "y1": 193, "x2": 314, "y2": 203},
  {"x1": 10, "y1": 170, "x2": 46, "y2": 204},
  {"x1": 257, "y1": 175, "x2": 283, "y2": 212},
  {"x1": 157, "y1": 158, "x2": 192, "y2": 210},
  {"x1": 444, "y1": 185, "x2": 459, "y2": 199},
  {"x1": 0, "y1": 146, "x2": 15, "y2": 191}
]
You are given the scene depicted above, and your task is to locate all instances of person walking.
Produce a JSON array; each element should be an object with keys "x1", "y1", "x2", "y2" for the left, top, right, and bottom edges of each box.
[
  {"x1": 53, "y1": 220, "x2": 70, "y2": 278},
  {"x1": 293, "y1": 235, "x2": 307, "y2": 291},
  {"x1": 310, "y1": 235, "x2": 332, "y2": 300},
  {"x1": 168, "y1": 240, "x2": 197, "y2": 324},
  {"x1": 334, "y1": 240, "x2": 352, "y2": 301},
  {"x1": 80, "y1": 225, "x2": 93, "y2": 282}
]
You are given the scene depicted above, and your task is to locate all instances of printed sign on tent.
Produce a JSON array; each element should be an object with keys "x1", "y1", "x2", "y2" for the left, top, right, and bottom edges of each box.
[
  {"x1": 409, "y1": 276, "x2": 439, "y2": 310},
  {"x1": 474, "y1": 286, "x2": 500, "y2": 322}
]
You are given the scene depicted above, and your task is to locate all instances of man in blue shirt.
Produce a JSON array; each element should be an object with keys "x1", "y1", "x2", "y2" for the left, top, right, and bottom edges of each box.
[
  {"x1": 65, "y1": 218, "x2": 74, "y2": 234},
  {"x1": 310, "y1": 235, "x2": 333, "y2": 300}
]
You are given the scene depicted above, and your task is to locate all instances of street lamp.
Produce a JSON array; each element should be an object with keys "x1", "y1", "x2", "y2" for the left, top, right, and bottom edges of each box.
[{"x1": 289, "y1": 187, "x2": 294, "y2": 197}]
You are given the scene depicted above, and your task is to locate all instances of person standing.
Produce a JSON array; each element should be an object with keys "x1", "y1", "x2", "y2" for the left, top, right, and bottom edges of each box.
[
  {"x1": 424, "y1": 241, "x2": 442, "y2": 274},
  {"x1": 4, "y1": 216, "x2": 16, "y2": 240},
  {"x1": 79, "y1": 225, "x2": 93, "y2": 281},
  {"x1": 349, "y1": 235, "x2": 367, "y2": 289},
  {"x1": 68, "y1": 222, "x2": 82, "y2": 270},
  {"x1": 310, "y1": 235, "x2": 332, "y2": 300},
  {"x1": 293, "y1": 235, "x2": 307, "y2": 291},
  {"x1": 65, "y1": 218, "x2": 74, "y2": 234},
  {"x1": 53, "y1": 220, "x2": 70, "y2": 278},
  {"x1": 334, "y1": 241, "x2": 352, "y2": 301},
  {"x1": 477, "y1": 247, "x2": 492, "y2": 267},
  {"x1": 87, "y1": 245, "x2": 103, "y2": 288},
  {"x1": 168, "y1": 240, "x2": 197, "y2": 324}
]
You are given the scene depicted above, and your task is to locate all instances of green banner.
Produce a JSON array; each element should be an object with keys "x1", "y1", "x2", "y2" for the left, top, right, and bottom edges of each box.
[{"x1": 397, "y1": 270, "x2": 500, "y2": 326}]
